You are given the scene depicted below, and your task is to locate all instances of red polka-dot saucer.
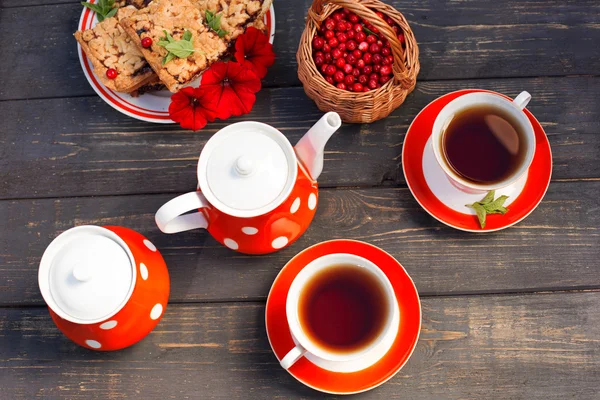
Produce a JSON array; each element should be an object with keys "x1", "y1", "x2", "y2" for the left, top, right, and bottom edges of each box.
[
  {"x1": 402, "y1": 89, "x2": 553, "y2": 232},
  {"x1": 38, "y1": 225, "x2": 170, "y2": 351},
  {"x1": 266, "y1": 240, "x2": 421, "y2": 395}
]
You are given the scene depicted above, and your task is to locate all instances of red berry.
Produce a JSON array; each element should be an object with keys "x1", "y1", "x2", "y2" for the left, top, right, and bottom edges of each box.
[
  {"x1": 353, "y1": 83, "x2": 364, "y2": 92},
  {"x1": 343, "y1": 63, "x2": 353, "y2": 74},
  {"x1": 336, "y1": 21, "x2": 346, "y2": 31},
  {"x1": 346, "y1": 40, "x2": 357, "y2": 51},
  {"x1": 338, "y1": 42, "x2": 347, "y2": 52},
  {"x1": 372, "y1": 54, "x2": 383, "y2": 64},
  {"x1": 377, "y1": 40, "x2": 384, "y2": 47},
  {"x1": 332, "y1": 11, "x2": 343, "y2": 21},
  {"x1": 344, "y1": 74, "x2": 355, "y2": 85},
  {"x1": 398, "y1": 33, "x2": 405, "y2": 44},
  {"x1": 325, "y1": 65, "x2": 337, "y2": 76},
  {"x1": 356, "y1": 59, "x2": 366, "y2": 69},
  {"x1": 380, "y1": 65, "x2": 392, "y2": 76},
  {"x1": 363, "y1": 87, "x2": 371, "y2": 92},
  {"x1": 385, "y1": 17, "x2": 394, "y2": 25},
  {"x1": 368, "y1": 79, "x2": 378, "y2": 89},
  {"x1": 325, "y1": 76, "x2": 335, "y2": 85},
  {"x1": 320, "y1": 64, "x2": 329, "y2": 74},
  {"x1": 336, "y1": 83, "x2": 346, "y2": 90},
  {"x1": 386, "y1": 55, "x2": 394, "y2": 64},
  {"x1": 337, "y1": 32, "x2": 348, "y2": 43},
  {"x1": 106, "y1": 68, "x2": 117, "y2": 79},
  {"x1": 314, "y1": 55, "x2": 325, "y2": 66},
  {"x1": 358, "y1": 41, "x2": 369, "y2": 52},
  {"x1": 353, "y1": 49, "x2": 362, "y2": 59},
  {"x1": 381, "y1": 57, "x2": 391, "y2": 65},
  {"x1": 334, "y1": 70, "x2": 345, "y2": 82},
  {"x1": 381, "y1": 47, "x2": 391, "y2": 56},
  {"x1": 366, "y1": 35, "x2": 377, "y2": 44},
  {"x1": 313, "y1": 36, "x2": 325, "y2": 50},
  {"x1": 358, "y1": 74, "x2": 368, "y2": 84},
  {"x1": 141, "y1": 37, "x2": 153, "y2": 48},
  {"x1": 373, "y1": 64, "x2": 381, "y2": 73},
  {"x1": 385, "y1": 39, "x2": 392, "y2": 48},
  {"x1": 325, "y1": 30, "x2": 335, "y2": 40},
  {"x1": 369, "y1": 43, "x2": 380, "y2": 54},
  {"x1": 325, "y1": 19, "x2": 336, "y2": 31},
  {"x1": 347, "y1": 30, "x2": 355, "y2": 39},
  {"x1": 342, "y1": 8, "x2": 350, "y2": 15},
  {"x1": 362, "y1": 65, "x2": 373, "y2": 75},
  {"x1": 349, "y1": 14, "x2": 359, "y2": 23},
  {"x1": 335, "y1": 58, "x2": 346, "y2": 68},
  {"x1": 323, "y1": 43, "x2": 331, "y2": 53},
  {"x1": 324, "y1": 53, "x2": 332, "y2": 63},
  {"x1": 353, "y1": 24, "x2": 363, "y2": 33},
  {"x1": 352, "y1": 68, "x2": 361, "y2": 77},
  {"x1": 371, "y1": 26, "x2": 379, "y2": 34},
  {"x1": 380, "y1": 75, "x2": 392, "y2": 85},
  {"x1": 315, "y1": 51, "x2": 324, "y2": 58},
  {"x1": 332, "y1": 48, "x2": 343, "y2": 59},
  {"x1": 392, "y1": 25, "x2": 399, "y2": 33},
  {"x1": 369, "y1": 73, "x2": 380, "y2": 81},
  {"x1": 345, "y1": 53, "x2": 357, "y2": 65},
  {"x1": 328, "y1": 37, "x2": 339, "y2": 48},
  {"x1": 363, "y1": 52, "x2": 373, "y2": 64},
  {"x1": 376, "y1": 11, "x2": 385, "y2": 19}
]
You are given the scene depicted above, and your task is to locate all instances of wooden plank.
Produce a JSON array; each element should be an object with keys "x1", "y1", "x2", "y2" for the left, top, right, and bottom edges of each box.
[
  {"x1": 1, "y1": 1, "x2": 599, "y2": 100},
  {"x1": 1, "y1": 76, "x2": 599, "y2": 199},
  {"x1": 1, "y1": 180, "x2": 599, "y2": 306},
  {"x1": 1, "y1": 291, "x2": 599, "y2": 399}
]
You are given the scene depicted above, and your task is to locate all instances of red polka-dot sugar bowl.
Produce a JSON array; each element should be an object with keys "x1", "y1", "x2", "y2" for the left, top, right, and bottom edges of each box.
[
  {"x1": 38, "y1": 225, "x2": 170, "y2": 351},
  {"x1": 155, "y1": 112, "x2": 342, "y2": 254}
]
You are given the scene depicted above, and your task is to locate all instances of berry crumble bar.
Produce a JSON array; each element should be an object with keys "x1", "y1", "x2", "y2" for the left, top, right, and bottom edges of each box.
[
  {"x1": 74, "y1": 6, "x2": 156, "y2": 93},
  {"x1": 119, "y1": 0, "x2": 228, "y2": 92}
]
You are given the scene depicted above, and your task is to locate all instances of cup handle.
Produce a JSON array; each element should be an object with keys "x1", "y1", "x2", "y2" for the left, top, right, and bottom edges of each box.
[
  {"x1": 513, "y1": 91, "x2": 532, "y2": 110},
  {"x1": 155, "y1": 192, "x2": 209, "y2": 234},
  {"x1": 279, "y1": 345, "x2": 307, "y2": 370}
]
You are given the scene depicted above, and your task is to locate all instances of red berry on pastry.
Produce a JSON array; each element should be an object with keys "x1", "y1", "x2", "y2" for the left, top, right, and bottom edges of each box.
[
  {"x1": 141, "y1": 37, "x2": 153, "y2": 48},
  {"x1": 106, "y1": 68, "x2": 117, "y2": 79}
]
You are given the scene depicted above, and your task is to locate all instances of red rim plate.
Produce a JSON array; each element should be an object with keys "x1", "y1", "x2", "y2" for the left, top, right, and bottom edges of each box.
[
  {"x1": 77, "y1": 1, "x2": 276, "y2": 123},
  {"x1": 265, "y1": 240, "x2": 421, "y2": 395},
  {"x1": 402, "y1": 89, "x2": 553, "y2": 232}
]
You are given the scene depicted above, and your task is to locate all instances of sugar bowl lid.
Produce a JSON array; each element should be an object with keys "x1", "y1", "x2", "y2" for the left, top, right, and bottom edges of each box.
[
  {"x1": 38, "y1": 226, "x2": 136, "y2": 324},
  {"x1": 198, "y1": 122, "x2": 298, "y2": 218}
]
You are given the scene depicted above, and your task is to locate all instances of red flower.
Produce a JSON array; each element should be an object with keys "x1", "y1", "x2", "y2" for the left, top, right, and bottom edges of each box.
[
  {"x1": 169, "y1": 87, "x2": 218, "y2": 131},
  {"x1": 234, "y1": 27, "x2": 275, "y2": 79},
  {"x1": 201, "y1": 61, "x2": 262, "y2": 120}
]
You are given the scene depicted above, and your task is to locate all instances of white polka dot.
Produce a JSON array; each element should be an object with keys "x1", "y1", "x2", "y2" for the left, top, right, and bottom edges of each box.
[
  {"x1": 85, "y1": 340, "x2": 101, "y2": 349},
  {"x1": 140, "y1": 263, "x2": 148, "y2": 280},
  {"x1": 99, "y1": 320, "x2": 117, "y2": 330},
  {"x1": 272, "y1": 236, "x2": 289, "y2": 249},
  {"x1": 290, "y1": 197, "x2": 301, "y2": 214},
  {"x1": 224, "y1": 238, "x2": 239, "y2": 250},
  {"x1": 143, "y1": 239, "x2": 157, "y2": 252},
  {"x1": 242, "y1": 227, "x2": 258, "y2": 235},
  {"x1": 308, "y1": 193, "x2": 317, "y2": 210},
  {"x1": 150, "y1": 304, "x2": 163, "y2": 320}
]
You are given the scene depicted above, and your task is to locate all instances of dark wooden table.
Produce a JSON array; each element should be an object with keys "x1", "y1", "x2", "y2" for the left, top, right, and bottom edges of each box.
[{"x1": 1, "y1": 0, "x2": 600, "y2": 398}]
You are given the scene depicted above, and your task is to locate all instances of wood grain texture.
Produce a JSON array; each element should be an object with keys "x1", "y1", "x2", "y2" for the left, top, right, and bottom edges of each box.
[
  {"x1": 2, "y1": 180, "x2": 599, "y2": 306},
  {"x1": 1, "y1": 291, "x2": 599, "y2": 399},
  {"x1": 1, "y1": 0, "x2": 599, "y2": 100},
  {"x1": 1, "y1": 76, "x2": 599, "y2": 199}
]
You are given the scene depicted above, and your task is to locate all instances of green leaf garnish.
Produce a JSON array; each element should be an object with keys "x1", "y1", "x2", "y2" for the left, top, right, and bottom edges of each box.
[
  {"x1": 466, "y1": 190, "x2": 510, "y2": 229},
  {"x1": 81, "y1": 0, "x2": 116, "y2": 22},
  {"x1": 362, "y1": 25, "x2": 378, "y2": 38},
  {"x1": 158, "y1": 30, "x2": 195, "y2": 64},
  {"x1": 205, "y1": 10, "x2": 228, "y2": 38}
]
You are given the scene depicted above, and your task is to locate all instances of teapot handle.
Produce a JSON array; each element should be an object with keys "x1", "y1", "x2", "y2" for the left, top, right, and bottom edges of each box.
[{"x1": 155, "y1": 192, "x2": 209, "y2": 234}]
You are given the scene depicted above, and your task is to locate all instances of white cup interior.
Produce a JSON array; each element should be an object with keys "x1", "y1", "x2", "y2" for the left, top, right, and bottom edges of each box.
[
  {"x1": 431, "y1": 92, "x2": 536, "y2": 191},
  {"x1": 285, "y1": 253, "x2": 397, "y2": 363}
]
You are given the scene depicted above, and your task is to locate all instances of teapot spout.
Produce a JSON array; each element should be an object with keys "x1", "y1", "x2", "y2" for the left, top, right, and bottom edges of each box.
[{"x1": 295, "y1": 112, "x2": 342, "y2": 180}]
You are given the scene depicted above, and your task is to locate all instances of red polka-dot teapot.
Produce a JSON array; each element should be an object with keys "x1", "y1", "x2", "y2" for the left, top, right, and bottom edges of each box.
[
  {"x1": 155, "y1": 112, "x2": 342, "y2": 254},
  {"x1": 38, "y1": 225, "x2": 170, "y2": 351}
]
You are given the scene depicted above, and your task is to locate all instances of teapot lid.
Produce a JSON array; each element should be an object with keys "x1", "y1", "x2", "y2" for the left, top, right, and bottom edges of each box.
[
  {"x1": 198, "y1": 122, "x2": 298, "y2": 218},
  {"x1": 38, "y1": 226, "x2": 135, "y2": 324}
]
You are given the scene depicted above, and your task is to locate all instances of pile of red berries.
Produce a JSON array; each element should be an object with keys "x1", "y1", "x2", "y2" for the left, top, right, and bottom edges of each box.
[{"x1": 312, "y1": 8, "x2": 405, "y2": 93}]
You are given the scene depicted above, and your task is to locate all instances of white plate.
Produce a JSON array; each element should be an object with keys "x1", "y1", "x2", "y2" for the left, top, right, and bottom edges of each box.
[{"x1": 77, "y1": 3, "x2": 276, "y2": 123}]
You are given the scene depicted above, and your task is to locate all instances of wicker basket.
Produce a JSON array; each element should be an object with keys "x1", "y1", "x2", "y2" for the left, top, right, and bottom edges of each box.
[{"x1": 297, "y1": 0, "x2": 420, "y2": 123}]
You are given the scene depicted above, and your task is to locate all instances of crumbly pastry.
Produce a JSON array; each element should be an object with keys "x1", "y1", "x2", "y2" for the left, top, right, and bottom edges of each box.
[
  {"x1": 74, "y1": 6, "x2": 157, "y2": 92},
  {"x1": 191, "y1": 0, "x2": 272, "y2": 41},
  {"x1": 120, "y1": 0, "x2": 228, "y2": 92},
  {"x1": 114, "y1": 0, "x2": 152, "y2": 9}
]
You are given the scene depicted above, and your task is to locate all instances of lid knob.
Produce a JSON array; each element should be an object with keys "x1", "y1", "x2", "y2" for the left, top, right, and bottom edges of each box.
[
  {"x1": 72, "y1": 264, "x2": 93, "y2": 282},
  {"x1": 235, "y1": 156, "x2": 255, "y2": 176}
]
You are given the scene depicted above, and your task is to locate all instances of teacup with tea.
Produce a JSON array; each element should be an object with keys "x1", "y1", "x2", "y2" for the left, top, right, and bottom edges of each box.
[
  {"x1": 280, "y1": 253, "x2": 399, "y2": 373},
  {"x1": 431, "y1": 91, "x2": 535, "y2": 194}
]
